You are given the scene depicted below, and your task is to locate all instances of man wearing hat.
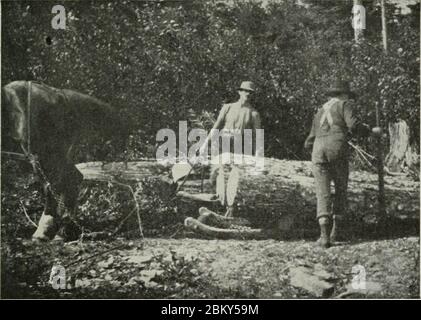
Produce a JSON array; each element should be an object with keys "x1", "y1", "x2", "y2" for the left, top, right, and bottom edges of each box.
[
  {"x1": 199, "y1": 81, "x2": 262, "y2": 217},
  {"x1": 199, "y1": 81, "x2": 262, "y2": 157},
  {"x1": 304, "y1": 79, "x2": 371, "y2": 248}
]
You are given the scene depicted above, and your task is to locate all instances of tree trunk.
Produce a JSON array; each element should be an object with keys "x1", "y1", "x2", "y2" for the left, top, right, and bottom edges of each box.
[
  {"x1": 381, "y1": 0, "x2": 388, "y2": 53},
  {"x1": 353, "y1": 0, "x2": 364, "y2": 43},
  {"x1": 385, "y1": 120, "x2": 419, "y2": 173}
]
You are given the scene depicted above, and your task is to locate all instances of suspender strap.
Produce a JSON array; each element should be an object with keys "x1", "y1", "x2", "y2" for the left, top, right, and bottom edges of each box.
[{"x1": 319, "y1": 98, "x2": 339, "y2": 128}]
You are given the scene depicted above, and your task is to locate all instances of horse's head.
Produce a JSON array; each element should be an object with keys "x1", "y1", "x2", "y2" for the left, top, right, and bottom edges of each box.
[{"x1": 1, "y1": 85, "x2": 26, "y2": 150}]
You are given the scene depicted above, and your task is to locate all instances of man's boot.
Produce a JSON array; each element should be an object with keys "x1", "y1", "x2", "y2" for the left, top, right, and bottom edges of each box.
[
  {"x1": 225, "y1": 206, "x2": 235, "y2": 217},
  {"x1": 330, "y1": 215, "x2": 345, "y2": 243},
  {"x1": 317, "y1": 216, "x2": 331, "y2": 248}
]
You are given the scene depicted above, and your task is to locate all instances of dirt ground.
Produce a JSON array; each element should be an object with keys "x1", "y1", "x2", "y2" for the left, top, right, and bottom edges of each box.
[
  {"x1": 2, "y1": 235, "x2": 419, "y2": 299},
  {"x1": 2, "y1": 160, "x2": 419, "y2": 299}
]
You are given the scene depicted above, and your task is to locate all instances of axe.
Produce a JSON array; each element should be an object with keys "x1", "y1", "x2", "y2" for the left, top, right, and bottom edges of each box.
[{"x1": 171, "y1": 155, "x2": 209, "y2": 193}]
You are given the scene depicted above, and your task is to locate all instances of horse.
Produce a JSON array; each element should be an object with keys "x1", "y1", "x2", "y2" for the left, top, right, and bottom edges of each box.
[{"x1": 1, "y1": 80, "x2": 129, "y2": 241}]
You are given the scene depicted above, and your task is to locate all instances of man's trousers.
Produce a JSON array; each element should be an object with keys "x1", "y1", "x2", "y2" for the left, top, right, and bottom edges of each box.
[{"x1": 311, "y1": 135, "x2": 349, "y2": 219}]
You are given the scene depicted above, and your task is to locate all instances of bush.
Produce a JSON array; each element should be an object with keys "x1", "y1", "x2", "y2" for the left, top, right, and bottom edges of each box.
[{"x1": 2, "y1": 1, "x2": 418, "y2": 160}]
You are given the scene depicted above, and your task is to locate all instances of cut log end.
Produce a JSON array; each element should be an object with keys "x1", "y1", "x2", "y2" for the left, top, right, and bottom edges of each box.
[{"x1": 184, "y1": 217, "x2": 265, "y2": 240}]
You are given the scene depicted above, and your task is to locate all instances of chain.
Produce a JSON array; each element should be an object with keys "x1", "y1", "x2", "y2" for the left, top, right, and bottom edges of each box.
[
  {"x1": 25, "y1": 150, "x2": 84, "y2": 231},
  {"x1": 31, "y1": 157, "x2": 62, "y2": 204}
]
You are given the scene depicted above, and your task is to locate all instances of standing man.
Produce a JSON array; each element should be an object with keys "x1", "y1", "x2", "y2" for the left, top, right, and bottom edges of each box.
[
  {"x1": 199, "y1": 81, "x2": 262, "y2": 216},
  {"x1": 304, "y1": 79, "x2": 369, "y2": 248},
  {"x1": 199, "y1": 81, "x2": 262, "y2": 157}
]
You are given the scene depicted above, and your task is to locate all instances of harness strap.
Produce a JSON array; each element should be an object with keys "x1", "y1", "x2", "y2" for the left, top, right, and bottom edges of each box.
[{"x1": 319, "y1": 98, "x2": 339, "y2": 128}]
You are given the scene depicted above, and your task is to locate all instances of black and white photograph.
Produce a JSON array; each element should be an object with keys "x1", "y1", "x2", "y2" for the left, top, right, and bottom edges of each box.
[{"x1": 0, "y1": 0, "x2": 420, "y2": 302}]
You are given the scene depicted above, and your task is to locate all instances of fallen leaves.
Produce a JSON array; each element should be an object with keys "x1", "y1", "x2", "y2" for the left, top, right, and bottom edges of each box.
[
  {"x1": 97, "y1": 256, "x2": 115, "y2": 269},
  {"x1": 2, "y1": 236, "x2": 419, "y2": 299},
  {"x1": 289, "y1": 265, "x2": 336, "y2": 298},
  {"x1": 125, "y1": 254, "x2": 154, "y2": 265}
]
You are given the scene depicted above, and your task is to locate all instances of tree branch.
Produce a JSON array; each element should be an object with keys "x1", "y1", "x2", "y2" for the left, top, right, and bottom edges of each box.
[{"x1": 19, "y1": 200, "x2": 38, "y2": 228}]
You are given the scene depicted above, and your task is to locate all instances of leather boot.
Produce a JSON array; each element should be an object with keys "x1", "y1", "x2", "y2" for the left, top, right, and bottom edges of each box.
[
  {"x1": 330, "y1": 215, "x2": 345, "y2": 242},
  {"x1": 317, "y1": 216, "x2": 331, "y2": 248},
  {"x1": 225, "y1": 206, "x2": 235, "y2": 217}
]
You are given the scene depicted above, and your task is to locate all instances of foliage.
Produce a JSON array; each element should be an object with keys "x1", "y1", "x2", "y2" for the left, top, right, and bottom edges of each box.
[
  {"x1": 1, "y1": 0, "x2": 419, "y2": 238},
  {"x1": 1, "y1": 159, "x2": 43, "y2": 240},
  {"x1": 1, "y1": 160, "x2": 180, "y2": 241},
  {"x1": 1, "y1": 0, "x2": 419, "y2": 161}
]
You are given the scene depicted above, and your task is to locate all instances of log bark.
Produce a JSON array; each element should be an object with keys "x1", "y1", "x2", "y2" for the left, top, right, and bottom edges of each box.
[{"x1": 75, "y1": 160, "x2": 172, "y2": 182}]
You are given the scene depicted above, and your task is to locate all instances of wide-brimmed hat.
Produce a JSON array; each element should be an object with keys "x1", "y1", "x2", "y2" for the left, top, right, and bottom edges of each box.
[
  {"x1": 327, "y1": 79, "x2": 356, "y2": 98},
  {"x1": 238, "y1": 81, "x2": 255, "y2": 92}
]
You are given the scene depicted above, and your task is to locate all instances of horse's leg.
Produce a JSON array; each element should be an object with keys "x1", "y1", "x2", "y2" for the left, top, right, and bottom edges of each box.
[
  {"x1": 32, "y1": 182, "x2": 60, "y2": 241},
  {"x1": 31, "y1": 151, "x2": 63, "y2": 241},
  {"x1": 32, "y1": 163, "x2": 83, "y2": 241},
  {"x1": 53, "y1": 162, "x2": 83, "y2": 241},
  {"x1": 31, "y1": 150, "x2": 75, "y2": 240}
]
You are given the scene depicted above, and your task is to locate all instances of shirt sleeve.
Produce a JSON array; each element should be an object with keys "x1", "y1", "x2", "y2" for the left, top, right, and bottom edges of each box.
[
  {"x1": 343, "y1": 100, "x2": 370, "y2": 137},
  {"x1": 304, "y1": 118, "x2": 316, "y2": 150}
]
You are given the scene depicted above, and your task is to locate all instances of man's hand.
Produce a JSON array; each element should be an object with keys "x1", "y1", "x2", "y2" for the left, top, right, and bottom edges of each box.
[
  {"x1": 304, "y1": 141, "x2": 313, "y2": 151},
  {"x1": 199, "y1": 141, "x2": 208, "y2": 157},
  {"x1": 361, "y1": 123, "x2": 371, "y2": 136},
  {"x1": 371, "y1": 126, "x2": 383, "y2": 137}
]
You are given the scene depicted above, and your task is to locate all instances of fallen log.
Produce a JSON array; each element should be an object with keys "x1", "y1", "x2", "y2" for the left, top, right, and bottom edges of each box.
[
  {"x1": 197, "y1": 207, "x2": 251, "y2": 228},
  {"x1": 75, "y1": 160, "x2": 172, "y2": 182},
  {"x1": 76, "y1": 158, "x2": 420, "y2": 235},
  {"x1": 178, "y1": 156, "x2": 420, "y2": 231},
  {"x1": 189, "y1": 207, "x2": 290, "y2": 239},
  {"x1": 176, "y1": 192, "x2": 219, "y2": 203},
  {"x1": 184, "y1": 217, "x2": 268, "y2": 240}
]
